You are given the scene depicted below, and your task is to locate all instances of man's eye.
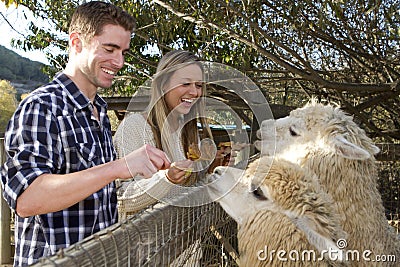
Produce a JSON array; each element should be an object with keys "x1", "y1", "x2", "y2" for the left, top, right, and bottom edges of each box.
[{"x1": 104, "y1": 47, "x2": 114, "y2": 53}]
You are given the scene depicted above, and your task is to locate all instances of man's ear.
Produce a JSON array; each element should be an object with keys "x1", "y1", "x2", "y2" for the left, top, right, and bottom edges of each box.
[{"x1": 69, "y1": 32, "x2": 82, "y2": 52}]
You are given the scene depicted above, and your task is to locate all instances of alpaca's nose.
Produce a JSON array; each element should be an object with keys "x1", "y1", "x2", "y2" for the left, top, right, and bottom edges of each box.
[
  {"x1": 213, "y1": 166, "x2": 225, "y2": 176},
  {"x1": 258, "y1": 119, "x2": 275, "y2": 139}
]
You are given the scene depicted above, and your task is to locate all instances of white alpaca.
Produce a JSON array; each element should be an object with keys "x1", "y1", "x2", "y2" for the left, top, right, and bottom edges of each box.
[
  {"x1": 255, "y1": 101, "x2": 399, "y2": 266},
  {"x1": 208, "y1": 157, "x2": 347, "y2": 266}
]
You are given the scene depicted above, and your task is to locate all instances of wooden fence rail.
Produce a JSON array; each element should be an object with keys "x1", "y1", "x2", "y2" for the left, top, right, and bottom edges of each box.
[{"x1": 0, "y1": 137, "x2": 12, "y2": 265}]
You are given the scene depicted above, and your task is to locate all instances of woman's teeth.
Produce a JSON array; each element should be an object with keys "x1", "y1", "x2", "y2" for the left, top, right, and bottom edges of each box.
[{"x1": 182, "y1": 98, "x2": 194, "y2": 103}]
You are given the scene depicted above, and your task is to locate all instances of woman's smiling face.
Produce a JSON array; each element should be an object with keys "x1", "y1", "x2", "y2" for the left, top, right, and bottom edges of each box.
[{"x1": 164, "y1": 63, "x2": 203, "y2": 115}]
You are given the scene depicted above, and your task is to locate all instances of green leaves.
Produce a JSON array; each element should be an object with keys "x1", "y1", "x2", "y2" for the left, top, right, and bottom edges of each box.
[
  {"x1": 3, "y1": 0, "x2": 398, "y2": 140},
  {"x1": 0, "y1": 80, "x2": 17, "y2": 132}
]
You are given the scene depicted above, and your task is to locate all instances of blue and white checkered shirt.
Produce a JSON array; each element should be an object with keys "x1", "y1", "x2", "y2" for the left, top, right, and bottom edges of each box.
[{"x1": 1, "y1": 72, "x2": 118, "y2": 266}]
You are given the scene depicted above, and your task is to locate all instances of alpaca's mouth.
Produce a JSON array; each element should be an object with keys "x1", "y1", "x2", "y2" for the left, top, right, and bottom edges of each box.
[
  {"x1": 207, "y1": 173, "x2": 220, "y2": 183},
  {"x1": 206, "y1": 173, "x2": 223, "y2": 197}
]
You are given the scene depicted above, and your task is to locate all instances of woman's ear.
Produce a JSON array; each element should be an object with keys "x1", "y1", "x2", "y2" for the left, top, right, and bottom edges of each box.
[{"x1": 69, "y1": 32, "x2": 83, "y2": 52}]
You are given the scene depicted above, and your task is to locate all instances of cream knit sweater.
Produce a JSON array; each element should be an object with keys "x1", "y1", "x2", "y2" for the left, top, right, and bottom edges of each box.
[{"x1": 113, "y1": 113, "x2": 186, "y2": 219}]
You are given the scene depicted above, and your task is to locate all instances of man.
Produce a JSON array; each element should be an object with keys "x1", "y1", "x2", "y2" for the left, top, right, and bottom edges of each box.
[{"x1": 0, "y1": 2, "x2": 170, "y2": 266}]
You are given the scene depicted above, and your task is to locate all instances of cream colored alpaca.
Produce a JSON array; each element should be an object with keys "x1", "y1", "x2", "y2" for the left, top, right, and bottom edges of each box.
[
  {"x1": 256, "y1": 101, "x2": 399, "y2": 266},
  {"x1": 208, "y1": 157, "x2": 347, "y2": 266}
]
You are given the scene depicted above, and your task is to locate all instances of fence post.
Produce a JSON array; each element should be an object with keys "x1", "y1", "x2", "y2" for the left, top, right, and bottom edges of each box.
[{"x1": 0, "y1": 137, "x2": 12, "y2": 264}]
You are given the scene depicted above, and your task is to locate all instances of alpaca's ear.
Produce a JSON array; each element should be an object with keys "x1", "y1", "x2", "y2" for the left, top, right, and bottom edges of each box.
[
  {"x1": 370, "y1": 144, "x2": 381, "y2": 155},
  {"x1": 333, "y1": 135, "x2": 371, "y2": 160},
  {"x1": 293, "y1": 216, "x2": 344, "y2": 261}
]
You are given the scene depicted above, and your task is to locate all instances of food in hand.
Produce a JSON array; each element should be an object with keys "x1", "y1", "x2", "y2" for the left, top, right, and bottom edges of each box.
[
  {"x1": 187, "y1": 141, "x2": 217, "y2": 161},
  {"x1": 187, "y1": 143, "x2": 201, "y2": 160}
]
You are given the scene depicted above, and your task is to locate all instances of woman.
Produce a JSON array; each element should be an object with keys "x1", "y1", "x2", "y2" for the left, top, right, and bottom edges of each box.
[{"x1": 114, "y1": 50, "x2": 217, "y2": 218}]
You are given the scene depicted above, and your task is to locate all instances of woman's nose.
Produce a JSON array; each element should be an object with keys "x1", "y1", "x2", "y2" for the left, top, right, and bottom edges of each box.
[{"x1": 188, "y1": 83, "x2": 201, "y2": 96}]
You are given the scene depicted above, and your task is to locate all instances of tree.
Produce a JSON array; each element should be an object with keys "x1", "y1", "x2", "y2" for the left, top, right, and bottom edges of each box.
[
  {"x1": 0, "y1": 45, "x2": 49, "y2": 82},
  {"x1": 0, "y1": 80, "x2": 17, "y2": 132},
  {"x1": 2, "y1": 0, "x2": 399, "y2": 141}
]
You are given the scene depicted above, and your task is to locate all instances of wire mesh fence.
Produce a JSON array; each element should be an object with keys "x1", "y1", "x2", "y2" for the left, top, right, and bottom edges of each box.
[
  {"x1": 31, "y1": 202, "x2": 239, "y2": 267},
  {"x1": 377, "y1": 159, "x2": 400, "y2": 234},
  {"x1": 1, "y1": 142, "x2": 399, "y2": 266}
]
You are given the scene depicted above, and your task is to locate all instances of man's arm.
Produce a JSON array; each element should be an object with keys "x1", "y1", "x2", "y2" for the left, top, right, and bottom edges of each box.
[{"x1": 16, "y1": 144, "x2": 170, "y2": 217}]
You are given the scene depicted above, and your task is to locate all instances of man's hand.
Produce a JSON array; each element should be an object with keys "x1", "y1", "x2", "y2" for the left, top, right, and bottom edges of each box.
[{"x1": 122, "y1": 144, "x2": 171, "y2": 178}]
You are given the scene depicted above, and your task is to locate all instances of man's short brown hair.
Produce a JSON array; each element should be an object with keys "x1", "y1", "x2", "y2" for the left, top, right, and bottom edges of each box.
[{"x1": 69, "y1": 1, "x2": 135, "y2": 43}]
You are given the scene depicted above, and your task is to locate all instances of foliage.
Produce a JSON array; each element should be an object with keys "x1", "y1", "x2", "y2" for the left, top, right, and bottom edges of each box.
[
  {"x1": 0, "y1": 80, "x2": 17, "y2": 132},
  {"x1": 107, "y1": 110, "x2": 121, "y2": 133},
  {"x1": 2, "y1": 0, "x2": 399, "y2": 141}
]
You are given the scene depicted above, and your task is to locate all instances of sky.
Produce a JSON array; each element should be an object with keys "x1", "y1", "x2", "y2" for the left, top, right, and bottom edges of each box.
[{"x1": 0, "y1": 2, "x2": 50, "y2": 64}]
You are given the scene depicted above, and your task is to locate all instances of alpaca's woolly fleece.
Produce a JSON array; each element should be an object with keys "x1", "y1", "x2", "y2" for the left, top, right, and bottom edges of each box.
[
  {"x1": 256, "y1": 101, "x2": 400, "y2": 266},
  {"x1": 208, "y1": 157, "x2": 347, "y2": 267}
]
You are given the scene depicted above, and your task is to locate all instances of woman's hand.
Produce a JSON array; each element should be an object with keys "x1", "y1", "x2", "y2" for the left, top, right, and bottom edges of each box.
[{"x1": 166, "y1": 160, "x2": 193, "y2": 184}]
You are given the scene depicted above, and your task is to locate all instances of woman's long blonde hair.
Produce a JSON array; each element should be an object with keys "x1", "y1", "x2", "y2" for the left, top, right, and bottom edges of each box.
[{"x1": 146, "y1": 50, "x2": 213, "y2": 160}]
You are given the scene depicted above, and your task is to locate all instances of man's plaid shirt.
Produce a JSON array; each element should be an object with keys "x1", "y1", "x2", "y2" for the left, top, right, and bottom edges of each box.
[{"x1": 1, "y1": 72, "x2": 118, "y2": 266}]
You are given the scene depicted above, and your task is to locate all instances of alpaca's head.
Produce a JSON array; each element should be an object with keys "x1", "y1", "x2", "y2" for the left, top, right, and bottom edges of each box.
[
  {"x1": 206, "y1": 159, "x2": 270, "y2": 225},
  {"x1": 208, "y1": 156, "x2": 336, "y2": 226},
  {"x1": 255, "y1": 101, "x2": 380, "y2": 165},
  {"x1": 208, "y1": 156, "x2": 346, "y2": 257}
]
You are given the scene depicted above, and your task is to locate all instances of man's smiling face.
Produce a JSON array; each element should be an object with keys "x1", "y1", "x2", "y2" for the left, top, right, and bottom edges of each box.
[{"x1": 79, "y1": 24, "x2": 131, "y2": 90}]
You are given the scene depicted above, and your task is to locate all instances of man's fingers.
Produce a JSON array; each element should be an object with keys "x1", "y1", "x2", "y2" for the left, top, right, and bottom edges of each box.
[
  {"x1": 123, "y1": 144, "x2": 172, "y2": 179},
  {"x1": 145, "y1": 144, "x2": 171, "y2": 169},
  {"x1": 140, "y1": 163, "x2": 158, "y2": 178}
]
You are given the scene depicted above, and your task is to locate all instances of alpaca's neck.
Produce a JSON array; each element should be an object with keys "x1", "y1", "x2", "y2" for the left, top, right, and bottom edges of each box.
[
  {"x1": 304, "y1": 154, "x2": 386, "y2": 221},
  {"x1": 305, "y1": 155, "x2": 377, "y2": 196}
]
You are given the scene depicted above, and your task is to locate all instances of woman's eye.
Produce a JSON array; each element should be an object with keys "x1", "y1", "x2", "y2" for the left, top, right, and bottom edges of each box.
[
  {"x1": 195, "y1": 82, "x2": 203, "y2": 89},
  {"x1": 289, "y1": 127, "x2": 299, "y2": 137}
]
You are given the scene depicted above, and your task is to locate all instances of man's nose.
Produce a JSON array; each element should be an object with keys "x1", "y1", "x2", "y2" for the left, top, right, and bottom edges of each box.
[{"x1": 112, "y1": 52, "x2": 125, "y2": 69}]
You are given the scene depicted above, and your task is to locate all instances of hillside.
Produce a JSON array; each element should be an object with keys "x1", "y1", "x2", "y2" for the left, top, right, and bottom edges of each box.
[{"x1": 0, "y1": 45, "x2": 49, "y2": 94}]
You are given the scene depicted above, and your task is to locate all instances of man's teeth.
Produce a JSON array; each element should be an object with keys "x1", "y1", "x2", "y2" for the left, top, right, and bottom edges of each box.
[
  {"x1": 182, "y1": 99, "x2": 194, "y2": 103},
  {"x1": 102, "y1": 68, "x2": 115, "y2": 75}
]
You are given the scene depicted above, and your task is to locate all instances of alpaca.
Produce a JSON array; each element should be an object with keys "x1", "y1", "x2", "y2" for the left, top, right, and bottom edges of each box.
[
  {"x1": 255, "y1": 101, "x2": 399, "y2": 266},
  {"x1": 208, "y1": 156, "x2": 347, "y2": 266}
]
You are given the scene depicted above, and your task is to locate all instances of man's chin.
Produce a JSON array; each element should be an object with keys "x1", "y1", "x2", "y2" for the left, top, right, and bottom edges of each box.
[{"x1": 98, "y1": 81, "x2": 113, "y2": 89}]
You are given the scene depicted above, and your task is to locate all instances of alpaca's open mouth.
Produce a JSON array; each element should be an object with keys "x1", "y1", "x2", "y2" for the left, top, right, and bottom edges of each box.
[{"x1": 207, "y1": 172, "x2": 220, "y2": 184}]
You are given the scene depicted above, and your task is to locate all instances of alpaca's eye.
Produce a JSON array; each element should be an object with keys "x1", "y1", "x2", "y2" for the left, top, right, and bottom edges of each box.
[
  {"x1": 253, "y1": 187, "x2": 268, "y2": 200},
  {"x1": 289, "y1": 127, "x2": 299, "y2": 137}
]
